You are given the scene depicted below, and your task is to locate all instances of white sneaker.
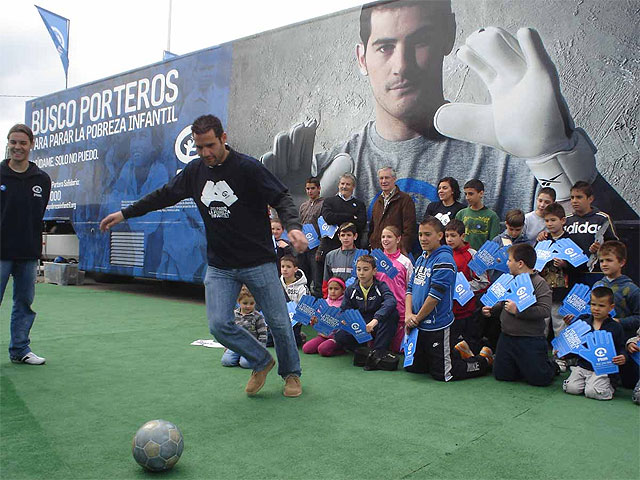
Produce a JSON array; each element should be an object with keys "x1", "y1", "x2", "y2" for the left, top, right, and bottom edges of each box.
[{"x1": 11, "y1": 352, "x2": 46, "y2": 365}]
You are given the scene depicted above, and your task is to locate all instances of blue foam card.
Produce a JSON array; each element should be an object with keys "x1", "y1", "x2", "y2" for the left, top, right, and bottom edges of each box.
[
  {"x1": 468, "y1": 241, "x2": 501, "y2": 275},
  {"x1": 578, "y1": 330, "x2": 619, "y2": 375},
  {"x1": 302, "y1": 224, "x2": 320, "y2": 250},
  {"x1": 505, "y1": 273, "x2": 536, "y2": 311},
  {"x1": 403, "y1": 327, "x2": 419, "y2": 367},
  {"x1": 558, "y1": 284, "x2": 591, "y2": 318},
  {"x1": 370, "y1": 249, "x2": 398, "y2": 279},
  {"x1": 551, "y1": 319, "x2": 591, "y2": 357},
  {"x1": 554, "y1": 238, "x2": 589, "y2": 267},
  {"x1": 454, "y1": 272, "x2": 474, "y2": 306},
  {"x1": 317, "y1": 216, "x2": 338, "y2": 239},
  {"x1": 287, "y1": 301, "x2": 298, "y2": 326},
  {"x1": 313, "y1": 303, "x2": 342, "y2": 336},
  {"x1": 350, "y1": 249, "x2": 370, "y2": 278},
  {"x1": 493, "y1": 246, "x2": 510, "y2": 273},
  {"x1": 534, "y1": 240, "x2": 556, "y2": 271},
  {"x1": 480, "y1": 273, "x2": 514, "y2": 307},
  {"x1": 339, "y1": 309, "x2": 373, "y2": 344},
  {"x1": 292, "y1": 295, "x2": 317, "y2": 325}
]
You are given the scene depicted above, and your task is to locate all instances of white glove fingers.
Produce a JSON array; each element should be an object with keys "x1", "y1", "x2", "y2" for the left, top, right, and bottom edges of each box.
[
  {"x1": 319, "y1": 153, "x2": 353, "y2": 197},
  {"x1": 465, "y1": 27, "x2": 526, "y2": 85},
  {"x1": 274, "y1": 130, "x2": 290, "y2": 176},
  {"x1": 433, "y1": 103, "x2": 499, "y2": 149},
  {"x1": 456, "y1": 45, "x2": 497, "y2": 86},
  {"x1": 299, "y1": 122, "x2": 318, "y2": 173},
  {"x1": 289, "y1": 122, "x2": 306, "y2": 171}
]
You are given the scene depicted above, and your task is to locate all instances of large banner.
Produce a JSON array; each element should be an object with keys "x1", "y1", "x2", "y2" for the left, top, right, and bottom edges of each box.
[{"x1": 26, "y1": 0, "x2": 638, "y2": 283}]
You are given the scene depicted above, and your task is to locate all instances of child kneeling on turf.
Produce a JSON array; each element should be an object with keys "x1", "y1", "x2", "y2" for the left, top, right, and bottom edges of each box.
[
  {"x1": 562, "y1": 286, "x2": 626, "y2": 400},
  {"x1": 334, "y1": 255, "x2": 398, "y2": 367},
  {"x1": 221, "y1": 287, "x2": 268, "y2": 368},
  {"x1": 483, "y1": 243, "x2": 555, "y2": 386},
  {"x1": 405, "y1": 217, "x2": 492, "y2": 382},
  {"x1": 303, "y1": 277, "x2": 346, "y2": 356}
]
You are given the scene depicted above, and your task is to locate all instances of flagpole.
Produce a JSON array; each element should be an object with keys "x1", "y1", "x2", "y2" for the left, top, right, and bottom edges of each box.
[
  {"x1": 66, "y1": 17, "x2": 70, "y2": 89},
  {"x1": 166, "y1": 0, "x2": 172, "y2": 53}
]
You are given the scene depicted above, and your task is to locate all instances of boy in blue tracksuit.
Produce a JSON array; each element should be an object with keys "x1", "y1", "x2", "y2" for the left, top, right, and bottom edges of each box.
[
  {"x1": 335, "y1": 255, "x2": 398, "y2": 358},
  {"x1": 405, "y1": 217, "x2": 492, "y2": 382}
]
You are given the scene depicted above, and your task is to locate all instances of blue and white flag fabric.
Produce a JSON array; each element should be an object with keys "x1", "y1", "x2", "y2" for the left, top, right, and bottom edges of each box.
[
  {"x1": 578, "y1": 330, "x2": 619, "y2": 375},
  {"x1": 534, "y1": 240, "x2": 556, "y2": 271},
  {"x1": 292, "y1": 295, "x2": 317, "y2": 325},
  {"x1": 551, "y1": 319, "x2": 591, "y2": 358},
  {"x1": 339, "y1": 310, "x2": 372, "y2": 344},
  {"x1": 468, "y1": 241, "x2": 501, "y2": 275},
  {"x1": 287, "y1": 301, "x2": 298, "y2": 326},
  {"x1": 480, "y1": 273, "x2": 514, "y2": 307},
  {"x1": 402, "y1": 328, "x2": 419, "y2": 367},
  {"x1": 163, "y1": 50, "x2": 178, "y2": 61},
  {"x1": 554, "y1": 238, "x2": 589, "y2": 267},
  {"x1": 35, "y1": 6, "x2": 70, "y2": 81},
  {"x1": 317, "y1": 216, "x2": 338, "y2": 239},
  {"x1": 370, "y1": 249, "x2": 398, "y2": 279},
  {"x1": 558, "y1": 284, "x2": 592, "y2": 317},
  {"x1": 302, "y1": 224, "x2": 320, "y2": 250},
  {"x1": 453, "y1": 272, "x2": 474, "y2": 306},
  {"x1": 350, "y1": 249, "x2": 369, "y2": 278},
  {"x1": 505, "y1": 273, "x2": 536, "y2": 311}
]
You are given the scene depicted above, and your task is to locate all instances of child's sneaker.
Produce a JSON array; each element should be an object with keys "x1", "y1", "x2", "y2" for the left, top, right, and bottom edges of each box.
[
  {"x1": 554, "y1": 356, "x2": 568, "y2": 373},
  {"x1": 454, "y1": 340, "x2": 474, "y2": 359},
  {"x1": 479, "y1": 346, "x2": 494, "y2": 366}
]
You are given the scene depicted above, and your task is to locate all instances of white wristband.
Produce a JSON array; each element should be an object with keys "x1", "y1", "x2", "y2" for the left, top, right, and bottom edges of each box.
[{"x1": 525, "y1": 130, "x2": 597, "y2": 202}]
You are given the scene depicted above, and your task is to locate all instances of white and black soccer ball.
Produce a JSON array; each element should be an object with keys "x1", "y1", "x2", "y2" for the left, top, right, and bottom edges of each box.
[{"x1": 132, "y1": 419, "x2": 184, "y2": 472}]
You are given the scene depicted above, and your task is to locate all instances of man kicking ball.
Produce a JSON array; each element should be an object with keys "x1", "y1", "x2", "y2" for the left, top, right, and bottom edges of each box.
[{"x1": 100, "y1": 114, "x2": 307, "y2": 397}]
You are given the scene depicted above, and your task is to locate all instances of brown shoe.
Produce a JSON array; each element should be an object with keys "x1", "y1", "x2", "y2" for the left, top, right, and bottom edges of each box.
[
  {"x1": 245, "y1": 358, "x2": 275, "y2": 396},
  {"x1": 283, "y1": 375, "x2": 302, "y2": 397}
]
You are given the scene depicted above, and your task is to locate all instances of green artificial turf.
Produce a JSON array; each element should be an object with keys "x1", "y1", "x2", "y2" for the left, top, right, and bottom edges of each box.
[{"x1": 1, "y1": 281, "x2": 639, "y2": 479}]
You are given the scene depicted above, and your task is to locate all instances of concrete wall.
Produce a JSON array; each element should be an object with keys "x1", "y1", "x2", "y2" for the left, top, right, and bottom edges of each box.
[{"x1": 227, "y1": 0, "x2": 639, "y2": 211}]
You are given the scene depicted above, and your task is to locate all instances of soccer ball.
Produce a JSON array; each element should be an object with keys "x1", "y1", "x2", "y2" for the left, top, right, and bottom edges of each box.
[{"x1": 132, "y1": 419, "x2": 184, "y2": 472}]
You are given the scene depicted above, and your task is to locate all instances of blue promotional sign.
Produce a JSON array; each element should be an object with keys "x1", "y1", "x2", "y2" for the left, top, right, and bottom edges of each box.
[
  {"x1": 534, "y1": 240, "x2": 556, "y2": 271},
  {"x1": 453, "y1": 272, "x2": 474, "y2": 306},
  {"x1": 302, "y1": 224, "x2": 320, "y2": 250},
  {"x1": 468, "y1": 241, "x2": 501, "y2": 275},
  {"x1": 345, "y1": 277, "x2": 356, "y2": 288},
  {"x1": 287, "y1": 301, "x2": 298, "y2": 326},
  {"x1": 493, "y1": 246, "x2": 510, "y2": 273},
  {"x1": 350, "y1": 249, "x2": 370, "y2": 278},
  {"x1": 554, "y1": 238, "x2": 589, "y2": 267},
  {"x1": 505, "y1": 273, "x2": 536, "y2": 311},
  {"x1": 314, "y1": 303, "x2": 342, "y2": 336},
  {"x1": 35, "y1": 6, "x2": 70, "y2": 80},
  {"x1": 292, "y1": 295, "x2": 318, "y2": 325},
  {"x1": 339, "y1": 310, "x2": 373, "y2": 344},
  {"x1": 370, "y1": 249, "x2": 398, "y2": 279},
  {"x1": 551, "y1": 319, "x2": 591, "y2": 357},
  {"x1": 317, "y1": 216, "x2": 338, "y2": 238},
  {"x1": 578, "y1": 330, "x2": 619, "y2": 375},
  {"x1": 402, "y1": 328, "x2": 419, "y2": 367},
  {"x1": 480, "y1": 273, "x2": 514, "y2": 307},
  {"x1": 558, "y1": 284, "x2": 592, "y2": 317}
]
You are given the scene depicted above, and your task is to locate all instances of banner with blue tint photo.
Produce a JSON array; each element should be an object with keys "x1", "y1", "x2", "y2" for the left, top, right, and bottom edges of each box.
[
  {"x1": 578, "y1": 330, "x2": 619, "y2": 375},
  {"x1": 551, "y1": 319, "x2": 591, "y2": 357},
  {"x1": 339, "y1": 310, "x2": 372, "y2": 344},
  {"x1": 35, "y1": 6, "x2": 69, "y2": 78},
  {"x1": 402, "y1": 327, "x2": 419, "y2": 367},
  {"x1": 317, "y1": 216, "x2": 338, "y2": 238},
  {"x1": 302, "y1": 224, "x2": 320, "y2": 250},
  {"x1": 454, "y1": 272, "x2": 474, "y2": 306},
  {"x1": 370, "y1": 249, "x2": 398, "y2": 279},
  {"x1": 505, "y1": 273, "x2": 536, "y2": 311},
  {"x1": 558, "y1": 284, "x2": 592, "y2": 317},
  {"x1": 468, "y1": 241, "x2": 501, "y2": 275},
  {"x1": 25, "y1": 44, "x2": 233, "y2": 284},
  {"x1": 480, "y1": 273, "x2": 514, "y2": 307}
]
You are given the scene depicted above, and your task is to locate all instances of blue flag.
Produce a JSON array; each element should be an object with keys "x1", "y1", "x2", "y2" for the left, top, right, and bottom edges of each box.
[
  {"x1": 551, "y1": 319, "x2": 591, "y2": 358},
  {"x1": 317, "y1": 216, "x2": 338, "y2": 238},
  {"x1": 480, "y1": 273, "x2": 514, "y2": 307},
  {"x1": 505, "y1": 273, "x2": 536, "y2": 311},
  {"x1": 302, "y1": 224, "x2": 320, "y2": 250},
  {"x1": 163, "y1": 50, "x2": 178, "y2": 61},
  {"x1": 468, "y1": 241, "x2": 501, "y2": 275},
  {"x1": 554, "y1": 238, "x2": 589, "y2": 267},
  {"x1": 578, "y1": 330, "x2": 619, "y2": 375},
  {"x1": 314, "y1": 303, "x2": 342, "y2": 336},
  {"x1": 558, "y1": 284, "x2": 591, "y2": 317},
  {"x1": 370, "y1": 249, "x2": 398, "y2": 279},
  {"x1": 339, "y1": 310, "x2": 372, "y2": 344},
  {"x1": 292, "y1": 295, "x2": 317, "y2": 325},
  {"x1": 534, "y1": 240, "x2": 556, "y2": 271},
  {"x1": 35, "y1": 6, "x2": 70, "y2": 82}
]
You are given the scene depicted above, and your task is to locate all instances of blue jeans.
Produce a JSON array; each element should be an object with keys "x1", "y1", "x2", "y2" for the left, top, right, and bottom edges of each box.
[
  {"x1": 204, "y1": 262, "x2": 301, "y2": 378},
  {"x1": 221, "y1": 349, "x2": 253, "y2": 369},
  {"x1": 0, "y1": 260, "x2": 38, "y2": 360}
]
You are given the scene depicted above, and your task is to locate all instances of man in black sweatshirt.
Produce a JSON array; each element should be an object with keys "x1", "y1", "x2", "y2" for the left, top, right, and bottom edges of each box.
[
  {"x1": 100, "y1": 115, "x2": 308, "y2": 397},
  {"x1": 1, "y1": 124, "x2": 51, "y2": 365}
]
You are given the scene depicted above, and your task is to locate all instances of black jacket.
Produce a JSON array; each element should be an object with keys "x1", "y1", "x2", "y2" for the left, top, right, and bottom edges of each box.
[
  {"x1": 319, "y1": 194, "x2": 367, "y2": 254},
  {"x1": 0, "y1": 160, "x2": 51, "y2": 260}
]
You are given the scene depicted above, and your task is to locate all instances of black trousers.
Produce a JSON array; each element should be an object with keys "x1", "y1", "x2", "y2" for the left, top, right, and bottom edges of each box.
[
  {"x1": 404, "y1": 327, "x2": 489, "y2": 382},
  {"x1": 296, "y1": 248, "x2": 323, "y2": 298},
  {"x1": 334, "y1": 316, "x2": 397, "y2": 352},
  {"x1": 493, "y1": 333, "x2": 555, "y2": 386}
]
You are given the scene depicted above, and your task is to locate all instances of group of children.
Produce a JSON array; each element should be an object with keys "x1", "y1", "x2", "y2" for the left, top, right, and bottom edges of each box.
[{"x1": 224, "y1": 177, "x2": 639, "y2": 404}]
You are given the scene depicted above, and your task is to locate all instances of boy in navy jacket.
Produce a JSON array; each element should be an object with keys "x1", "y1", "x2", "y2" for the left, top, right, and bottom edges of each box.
[
  {"x1": 405, "y1": 217, "x2": 492, "y2": 381},
  {"x1": 335, "y1": 255, "x2": 398, "y2": 358}
]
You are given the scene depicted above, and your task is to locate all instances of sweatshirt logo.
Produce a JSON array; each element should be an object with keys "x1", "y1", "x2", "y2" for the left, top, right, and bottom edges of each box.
[
  {"x1": 413, "y1": 266, "x2": 430, "y2": 286},
  {"x1": 565, "y1": 222, "x2": 600, "y2": 235},
  {"x1": 32, "y1": 185, "x2": 43, "y2": 197},
  {"x1": 200, "y1": 180, "x2": 238, "y2": 219}
]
